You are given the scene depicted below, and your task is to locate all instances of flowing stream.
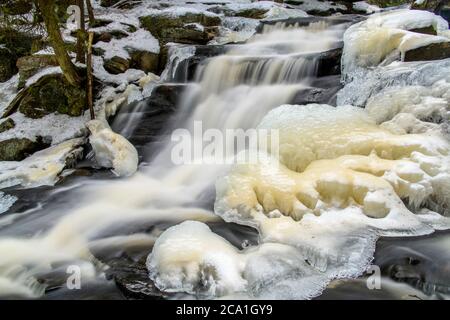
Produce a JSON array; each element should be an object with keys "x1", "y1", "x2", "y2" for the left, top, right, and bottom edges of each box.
[{"x1": 0, "y1": 17, "x2": 448, "y2": 300}]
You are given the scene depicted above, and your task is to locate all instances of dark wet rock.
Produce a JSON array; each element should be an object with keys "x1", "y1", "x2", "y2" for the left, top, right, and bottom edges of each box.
[
  {"x1": 104, "y1": 255, "x2": 169, "y2": 300},
  {"x1": 0, "y1": 28, "x2": 43, "y2": 81},
  {"x1": 316, "y1": 47, "x2": 343, "y2": 77},
  {"x1": 140, "y1": 11, "x2": 221, "y2": 45},
  {"x1": 112, "y1": 84, "x2": 186, "y2": 159},
  {"x1": 3, "y1": 73, "x2": 86, "y2": 119},
  {"x1": 168, "y1": 44, "x2": 228, "y2": 82},
  {"x1": 0, "y1": 118, "x2": 15, "y2": 133},
  {"x1": 0, "y1": 0, "x2": 33, "y2": 15},
  {"x1": 16, "y1": 55, "x2": 59, "y2": 89},
  {"x1": 208, "y1": 5, "x2": 269, "y2": 19},
  {"x1": 375, "y1": 231, "x2": 450, "y2": 297},
  {"x1": 104, "y1": 51, "x2": 160, "y2": 75},
  {"x1": 0, "y1": 137, "x2": 49, "y2": 161},
  {"x1": 410, "y1": 26, "x2": 438, "y2": 35},
  {"x1": 129, "y1": 50, "x2": 160, "y2": 74},
  {"x1": 104, "y1": 56, "x2": 130, "y2": 74},
  {"x1": 404, "y1": 41, "x2": 450, "y2": 62},
  {"x1": 93, "y1": 30, "x2": 128, "y2": 44},
  {"x1": 291, "y1": 77, "x2": 343, "y2": 106}
]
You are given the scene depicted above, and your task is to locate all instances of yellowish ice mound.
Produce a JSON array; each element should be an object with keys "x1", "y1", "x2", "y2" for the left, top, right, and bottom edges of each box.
[{"x1": 216, "y1": 104, "x2": 450, "y2": 245}]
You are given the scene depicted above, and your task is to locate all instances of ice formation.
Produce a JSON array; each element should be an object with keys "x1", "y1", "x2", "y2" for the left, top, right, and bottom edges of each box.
[
  {"x1": 337, "y1": 58, "x2": 450, "y2": 107},
  {"x1": 0, "y1": 138, "x2": 85, "y2": 189},
  {"x1": 342, "y1": 9, "x2": 450, "y2": 77},
  {"x1": 150, "y1": 104, "x2": 450, "y2": 299},
  {"x1": 147, "y1": 221, "x2": 332, "y2": 299},
  {"x1": 87, "y1": 120, "x2": 138, "y2": 177},
  {"x1": 365, "y1": 83, "x2": 450, "y2": 127}
]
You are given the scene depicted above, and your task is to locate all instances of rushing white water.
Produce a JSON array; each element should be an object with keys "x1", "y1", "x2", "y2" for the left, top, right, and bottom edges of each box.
[
  {"x1": 0, "y1": 20, "x2": 346, "y2": 298},
  {"x1": 2, "y1": 13, "x2": 449, "y2": 299}
]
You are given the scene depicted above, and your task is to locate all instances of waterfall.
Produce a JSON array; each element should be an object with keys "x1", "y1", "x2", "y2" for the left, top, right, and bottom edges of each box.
[{"x1": 0, "y1": 21, "x2": 346, "y2": 298}]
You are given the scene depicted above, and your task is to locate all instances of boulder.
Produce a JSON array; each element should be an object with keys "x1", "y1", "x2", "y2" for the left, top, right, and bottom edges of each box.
[
  {"x1": 103, "y1": 56, "x2": 130, "y2": 74},
  {"x1": 0, "y1": 28, "x2": 43, "y2": 81},
  {"x1": 93, "y1": 30, "x2": 128, "y2": 44},
  {"x1": 208, "y1": 6, "x2": 269, "y2": 19},
  {"x1": 0, "y1": 118, "x2": 15, "y2": 133},
  {"x1": 129, "y1": 50, "x2": 160, "y2": 74},
  {"x1": 0, "y1": 137, "x2": 49, "y2": 161},
  {"x1": 0, "y1": 46, "x2": 17, "y2": 82},
  {"x1": 404, "y1": 41, "x2": 450, "y2": 62},
  {"x1": 0, "y1": 0, "x2": 33, "y2": 15},
  {"x1": 104, "y1": 52, "x2": 160, "y2": 75},
  {"x1": 3, "y1": 73, "x2": 86, "y2": 119},
  {"x1": 16, "y1": 55, "x2": 59, "y2": 89},
  {"x1": 140, "y1": 11, "x2": 221, "y2": 45}
]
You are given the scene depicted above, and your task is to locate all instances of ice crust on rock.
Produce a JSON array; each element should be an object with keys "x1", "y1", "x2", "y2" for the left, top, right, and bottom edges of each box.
[
  {"x1": 341, "y1": 9, "x2": 450, "y2": 78},
  {"x1": 148, "y1": 104, "x2": 450, "y2": 299},
  {"x1": 0, "y1": 138, "x2": 85, "y2": 189},
  {"x1": 147, "y1": 221, "x2": 333, "y2": 299},
  {"x1": 87, "y1": 120, "x2": 138, "y2": 177}
]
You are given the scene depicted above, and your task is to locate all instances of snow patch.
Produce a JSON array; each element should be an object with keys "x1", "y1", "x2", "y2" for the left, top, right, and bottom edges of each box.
[{"x1": 94, "y1": 29, "x2": 159, "y2": 60}]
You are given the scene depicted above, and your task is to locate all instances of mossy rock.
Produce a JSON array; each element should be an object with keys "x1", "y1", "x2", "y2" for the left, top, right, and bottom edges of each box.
[
  {"x1": 0, "y1": 0, "x2": 32, "y2": 15},
  {"x1": 4, "y1": 73, "x2": 86, "y2": 119},
  {"x1": 0, "y1": 137, "x2": 49, "y2": 161},
  {"x1": 140, "y1": 12, "x2": 221, "y2": 45},
  {"x1": 16, "y1": 55, "x2": 59, "y2": 89},
  {"x1": 0, "y1": 28, "x2": 42, "y2": 81},
  {"x1": 0, "y1": 46, "x2": 17, "y2": 82},
  {"x1": 0, "y1": 118, "x2": 15, "y2": 133},
  {"x1": 208, "y1": 6, "x2": 269, "y2": 19},
  {"x1": 103, "y1": 56, "x2": 130, "y2": 74},
  {"x1": 129, "y1": 50, "x2": 160, "y2": 74},
  {"x1": 0, "y1": 28, "x2": 36, "y2": 58}
]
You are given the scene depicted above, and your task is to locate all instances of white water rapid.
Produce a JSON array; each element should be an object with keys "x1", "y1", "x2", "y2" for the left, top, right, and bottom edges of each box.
[{"x1": 0, "y1": 15, "x2": 449, "y2": 300}]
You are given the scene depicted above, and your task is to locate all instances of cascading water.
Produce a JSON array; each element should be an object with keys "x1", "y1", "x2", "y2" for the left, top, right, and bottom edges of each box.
[{"x1": 0, "y1": 20, "x2": 347, "y2": 298}]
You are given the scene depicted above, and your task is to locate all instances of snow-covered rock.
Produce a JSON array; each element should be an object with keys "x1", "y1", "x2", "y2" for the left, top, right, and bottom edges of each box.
[
  {"x1": 87, "y1": 120, "x2": 138, "y2": 177},
  {"x1": 0, "y1": 138, "x2": 85, "y2": 189},
  {"x1": 342, "y1": 9, "x2": 450, "y2": 78}
]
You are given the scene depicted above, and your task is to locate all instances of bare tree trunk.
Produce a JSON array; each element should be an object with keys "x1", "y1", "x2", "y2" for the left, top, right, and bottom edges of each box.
[
  {"x1": 76, "y1": 0, "x2": 86, "y2": 63},
  {"x1": 36, "y1": 0, "x2": 81, "y2": 86},
  {"x1": 86, "y1": 0, "x2": 95, "y2": 26},
  {"x1": 86, "y1": 32, "x2": 95, "y2": 120}
]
